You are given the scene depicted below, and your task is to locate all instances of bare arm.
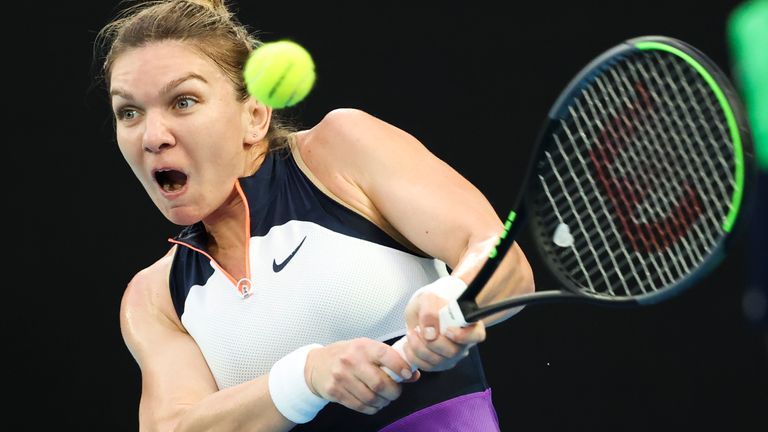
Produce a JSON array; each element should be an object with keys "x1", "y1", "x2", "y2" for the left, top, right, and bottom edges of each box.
[
  {"x1": 297, "y1": 109, "x2": 534, "y2": 372},
  {"x1": 298, "y1": 108, "x2": 534, "y2": 323},
  {"x1": 122, "y1": 248, "x2": 416, "y2": 430},
  {"x1": 121, "y1": 250, "x2": 293, "y2": 432}
]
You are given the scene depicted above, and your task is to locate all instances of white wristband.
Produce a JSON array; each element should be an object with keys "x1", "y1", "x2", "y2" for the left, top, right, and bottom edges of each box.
[
  {"x1": 410, "y1": 275, "x2": 467, "y2": 303},
  {"x1": 268, "y1": 343, "x2": 329, "y2": 424}
]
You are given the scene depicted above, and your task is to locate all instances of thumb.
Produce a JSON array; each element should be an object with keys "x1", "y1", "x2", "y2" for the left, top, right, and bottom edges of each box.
[{"x1": 416, "y1": 294, "x2": 442, "y2": 342}]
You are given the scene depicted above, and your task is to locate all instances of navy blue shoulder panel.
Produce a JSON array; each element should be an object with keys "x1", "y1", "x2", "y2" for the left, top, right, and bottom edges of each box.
[
  {"x1": 240, "y1": 149, "x2": 417, "y2": 253},
  {"x1": 169, "y1": 241, "x2": 215, "y2": 318}
]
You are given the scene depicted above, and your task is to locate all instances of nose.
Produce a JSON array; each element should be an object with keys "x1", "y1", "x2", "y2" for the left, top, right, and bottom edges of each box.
[{"x1": 142, "y1": 110, "x2": 176, "y2": 153}]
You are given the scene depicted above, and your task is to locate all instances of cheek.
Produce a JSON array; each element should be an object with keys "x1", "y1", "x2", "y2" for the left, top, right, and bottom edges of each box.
[
  {"x1": 196, "y1": 145, "x2": 242, "y2": 189},
  {"x1": 115, "y1": 132, "x2": 152, "y2": 185},
  {"x1": 196, "y1": 126, "x2": 245, "y2": 167},
  {"x1": 117, "y1": 138, "x2": 134, "y2": 157},
  {"x1": 116, "y1": 128, "x2": 141, "y2": 162}
]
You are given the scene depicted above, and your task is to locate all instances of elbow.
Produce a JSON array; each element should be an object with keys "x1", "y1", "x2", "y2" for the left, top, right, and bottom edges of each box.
[{"x1": 519, "y1": 256, "x2": 535, "y2": 297}]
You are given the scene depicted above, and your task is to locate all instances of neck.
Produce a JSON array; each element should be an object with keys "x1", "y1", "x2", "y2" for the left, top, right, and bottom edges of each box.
[
  {"x1": 204, "y1": 187, "x2": 247, "y2": 259},
  {"x1": 204, "y1": 146, "x2": 268, "y2": 252}
]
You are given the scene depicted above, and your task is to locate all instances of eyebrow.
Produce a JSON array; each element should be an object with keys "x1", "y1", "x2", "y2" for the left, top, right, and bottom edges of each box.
[{"x1": 110, "y1": 72, "x2": 209, "y2": 100}]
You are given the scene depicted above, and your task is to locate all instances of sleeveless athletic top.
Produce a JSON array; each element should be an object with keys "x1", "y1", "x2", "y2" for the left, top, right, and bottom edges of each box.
[{"x1": 168, "y1": 149, "x2": 500, "y2": 431}]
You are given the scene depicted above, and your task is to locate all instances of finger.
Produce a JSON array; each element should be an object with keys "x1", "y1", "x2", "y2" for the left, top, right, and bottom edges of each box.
[
  {"x1": 351, "y1": 376, "x2": 395, "y2": 410},
  {"x1": 416, "y1": 294, "x2": 443, "y2": 342},
  {"x1": 355, "y1": 364, "x2": 402, "y2": 403},
  {"x1": 424, "y1": 335, "x2": 465, "y2": 359},
  {"x1": 375, "y1": 340, "x2": 416, "y2": 382},
  {"x1": 334, "y1": 385, "x2": 386, "y2": 415},
  {"x1": 443, "y1": 321, "x2": 486, "y2": 345},
  {"x1": 403, "y1": 369, "x2": 421, "y2": 383},
  {"x1": 416, "y1": 325, "x2": 467, "y2": 359},
  {"x1": 403, "y1": 327, "x2": 445, "y2": 369}
]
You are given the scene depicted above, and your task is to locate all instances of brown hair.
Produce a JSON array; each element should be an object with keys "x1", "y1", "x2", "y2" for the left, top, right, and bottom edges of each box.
[{"x1": 94, "y1": 0, "x2": 295, "y2": 151}]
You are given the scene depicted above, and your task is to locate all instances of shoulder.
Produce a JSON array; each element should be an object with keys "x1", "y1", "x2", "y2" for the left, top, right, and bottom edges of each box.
[
  {"x1": 120, "y1": 247, "x2": 183, "y2": 358},
  {"x1": 307, "y1": 108, "x2": 385, "y2": 139},
  {"x1": 295, "y1": 108, "x2": 428, "y2": 178},
  {"x1": 300, "y1": 108, "x2": 418, "y2": 154},
  {"x1": 121, "y1": 247, "x2": 176, "y2": 315}
]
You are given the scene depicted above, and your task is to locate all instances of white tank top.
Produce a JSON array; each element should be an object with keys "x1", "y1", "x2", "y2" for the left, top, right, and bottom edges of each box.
[{"x1": 168, "y1": 150, "x2": 448, "y2": 389}]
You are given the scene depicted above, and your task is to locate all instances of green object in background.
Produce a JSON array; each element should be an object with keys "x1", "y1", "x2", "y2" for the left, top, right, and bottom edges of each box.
[{"x1": 728, "y1": 0, "x2": 768, "y2": 171}]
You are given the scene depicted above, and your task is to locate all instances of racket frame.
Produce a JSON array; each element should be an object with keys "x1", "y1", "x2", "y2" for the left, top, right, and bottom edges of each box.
[{"x1": 457, "y1": 35, "x2": 755, "y2": 322}]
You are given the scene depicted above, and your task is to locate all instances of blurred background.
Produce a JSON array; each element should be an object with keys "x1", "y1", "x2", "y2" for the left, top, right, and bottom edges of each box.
[{"x1": 7, "y1": 0, "x2": 766, "y2": 430}]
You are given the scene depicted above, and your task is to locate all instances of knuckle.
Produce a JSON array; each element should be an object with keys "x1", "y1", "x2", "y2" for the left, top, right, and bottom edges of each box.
[
  {"x1": 339, "y1": 354, "x2": 354, "y2": 367},
  {"x1": 370, "y1": 379, "x2": 387, "y2": 394},
  {"x1": 362, "y1": 393, "x2": 379, "y2": 406},
  {"x1": 443, "y1": 346, "x2": 460, "y2": 358},
  {"x1": 330, "y1": 367, "x2": 346, "y2": 382},
  {"x1": 325, "y1": 386, "x2": 340, "y2": 400},
  {"x1": 418, "y1": 309, "x2": 439, "y2": 323},
  {"x1": 374, "y1": 342, "x2": 389, "y2": 359}
]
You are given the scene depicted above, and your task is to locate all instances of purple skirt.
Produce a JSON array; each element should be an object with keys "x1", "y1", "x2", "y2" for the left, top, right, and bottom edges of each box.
[{"x1": 378, "y1": 388, "x2": 500, "y2": 432}]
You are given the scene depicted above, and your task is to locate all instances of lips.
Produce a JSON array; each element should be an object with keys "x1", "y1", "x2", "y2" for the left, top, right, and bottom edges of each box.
[{"x1": 153, "y1": 168, "x2": 188, "y2": 194}]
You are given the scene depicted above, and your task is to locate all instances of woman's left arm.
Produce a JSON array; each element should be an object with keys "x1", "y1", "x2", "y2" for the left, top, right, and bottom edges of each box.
[{"x1": 301, "y1": 108, "x2": 535, "y2": 371}]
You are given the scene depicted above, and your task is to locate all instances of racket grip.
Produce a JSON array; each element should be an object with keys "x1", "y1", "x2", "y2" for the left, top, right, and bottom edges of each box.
[
  {"x1": 381, "y1": 300, "x2": 470, "y2": 383},
  {"x1": 381, "y1": 337, "x2": 414, "y2": 383}
]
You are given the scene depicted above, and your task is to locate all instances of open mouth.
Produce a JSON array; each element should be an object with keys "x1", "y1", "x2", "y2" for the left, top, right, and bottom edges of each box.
[{"x1": 154, "y1": 169, "x2": 188, "y2": 193}]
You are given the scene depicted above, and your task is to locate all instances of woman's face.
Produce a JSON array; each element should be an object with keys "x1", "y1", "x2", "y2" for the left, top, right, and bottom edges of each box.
[{"x1": 110, "y1": 40, "x2": 260, "y2": 226}]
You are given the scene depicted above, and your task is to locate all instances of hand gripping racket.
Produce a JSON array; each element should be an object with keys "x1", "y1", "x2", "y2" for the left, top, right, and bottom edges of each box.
[{"x1": 384, "y1": 35, "x2": 755, "y2": 382}]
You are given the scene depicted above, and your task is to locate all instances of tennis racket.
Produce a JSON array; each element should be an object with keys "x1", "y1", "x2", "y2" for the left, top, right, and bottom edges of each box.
[{"x1": 384, "y1": 35, "x2": 754, "y2": 382}]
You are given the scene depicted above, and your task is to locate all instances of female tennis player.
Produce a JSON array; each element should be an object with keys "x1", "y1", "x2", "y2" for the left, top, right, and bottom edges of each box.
[{"x1": 95, "y1": 0, "x2": 534, "y2": 430}]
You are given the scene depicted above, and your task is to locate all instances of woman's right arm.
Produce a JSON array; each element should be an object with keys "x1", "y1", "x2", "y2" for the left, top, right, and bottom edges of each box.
[
  {"x1": 120, "y1": 251, "x2": 294, "y2": 432},
  {"x1": 120, "y1": 250, "x2": 414, "y2": 431}
]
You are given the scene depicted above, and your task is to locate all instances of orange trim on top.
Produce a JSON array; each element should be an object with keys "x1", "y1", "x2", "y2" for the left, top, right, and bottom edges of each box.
[
  {"x1": 234, "y1": 180, "x2": 252, "y2": 281},
  {"x1": 166, "y1": 179, "x2": 254, "y2": 296},
  {"x1": 167, "y1": 238, "x2": 239, "y2": 286}
]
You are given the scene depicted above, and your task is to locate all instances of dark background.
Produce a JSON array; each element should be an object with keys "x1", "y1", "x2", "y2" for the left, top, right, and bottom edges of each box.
[{"x1": 8, "y1": 0, "x2": 767, "y2": 430}]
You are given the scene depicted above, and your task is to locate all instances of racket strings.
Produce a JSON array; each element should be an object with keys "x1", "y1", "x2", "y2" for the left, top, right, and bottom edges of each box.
[
  {"x1": 534, "y1": 50, "x2": 738, "y2": 298},
  {"x1": 636, "y1": 55, "x2": 733, "y2": 223},
  {"x1": 623, "y1": 57, "x2": 722, "y2": 269},
  {"x1": 598, "y1": 65, "x2": 701, "y2": 282},
  {"x1": 634, "y1": 54, "x2": 734, "y2": 244}
]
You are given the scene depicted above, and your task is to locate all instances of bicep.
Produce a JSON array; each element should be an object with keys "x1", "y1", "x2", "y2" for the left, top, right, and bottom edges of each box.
[
  {"x1": 370, "y1": 153, "x2": 501, "y2": 267},
  {"x1": 327, "y1": 110, "x2": 503, "y2": 268}
]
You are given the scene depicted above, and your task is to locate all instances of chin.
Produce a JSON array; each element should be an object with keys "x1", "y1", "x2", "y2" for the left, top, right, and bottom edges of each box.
[{"x1": 163, "y1": 207, "x2": 202, "y2": 226}]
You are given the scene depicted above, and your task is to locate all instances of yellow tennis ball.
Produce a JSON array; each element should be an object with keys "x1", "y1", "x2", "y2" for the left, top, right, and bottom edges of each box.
[{"x1": 243, "y1": 40, "x2": 316, "y2": 108}]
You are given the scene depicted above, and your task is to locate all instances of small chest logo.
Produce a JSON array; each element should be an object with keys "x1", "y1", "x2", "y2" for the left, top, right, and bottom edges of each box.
[
  {"x1": 237, "y1": 278, "x2": 253, "y2": 299},
  {"x1": 272, "y1": 236, "x2": 307, "y2": 272}
]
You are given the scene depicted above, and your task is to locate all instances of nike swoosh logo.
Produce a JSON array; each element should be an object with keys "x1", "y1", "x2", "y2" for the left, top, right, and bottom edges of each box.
[{"x1": 272, "y1": 236, "x2": 307, "y2": 272}]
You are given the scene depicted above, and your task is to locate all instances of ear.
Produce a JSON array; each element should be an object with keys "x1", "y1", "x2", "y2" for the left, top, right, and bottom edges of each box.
[{"x1": 243, "y1": 97, "x2": 272, "y2": 147}]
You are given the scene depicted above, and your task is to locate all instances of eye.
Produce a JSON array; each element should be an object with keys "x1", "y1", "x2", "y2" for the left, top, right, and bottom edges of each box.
[
  {"x1": 115, "y1": 107, "x2": 139, "y2": 121},
  {"x1": 175, "y1": 96, "x2": 198, "y2": 110}
]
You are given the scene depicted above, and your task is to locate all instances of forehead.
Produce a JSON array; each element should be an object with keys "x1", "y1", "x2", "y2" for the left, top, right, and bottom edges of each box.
[{"x1": 110, "y1": 40, "x2": 228, "y2": 94}]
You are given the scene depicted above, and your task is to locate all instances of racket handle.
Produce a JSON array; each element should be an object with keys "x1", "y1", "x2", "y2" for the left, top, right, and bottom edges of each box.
[
  {"x1": 381, "y1": 337, "x2": 413, "y2": 383},
  {"x1": 381, "y1": 300, "x2": 470, "y2": 383}
]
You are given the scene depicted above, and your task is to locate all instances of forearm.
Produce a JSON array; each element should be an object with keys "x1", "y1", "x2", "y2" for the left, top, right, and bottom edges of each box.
[
  {"x1": 171, "y1": 375, "x2": 294, "y2": 432},
  {"x1": 450, "y1": 237, "x2": 535, "y2": 326}
]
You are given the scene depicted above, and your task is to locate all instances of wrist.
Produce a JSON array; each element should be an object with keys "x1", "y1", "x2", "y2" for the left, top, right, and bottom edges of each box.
[
  {"x1": 410, "y1": 275, "x2": 468, "y2": 303},
  {"x1": 268, "y1": 343, "x2": 329, "y2": 424},
  {"x1": 304, "y1": 346, "x2": 320, "y2": 397}
]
